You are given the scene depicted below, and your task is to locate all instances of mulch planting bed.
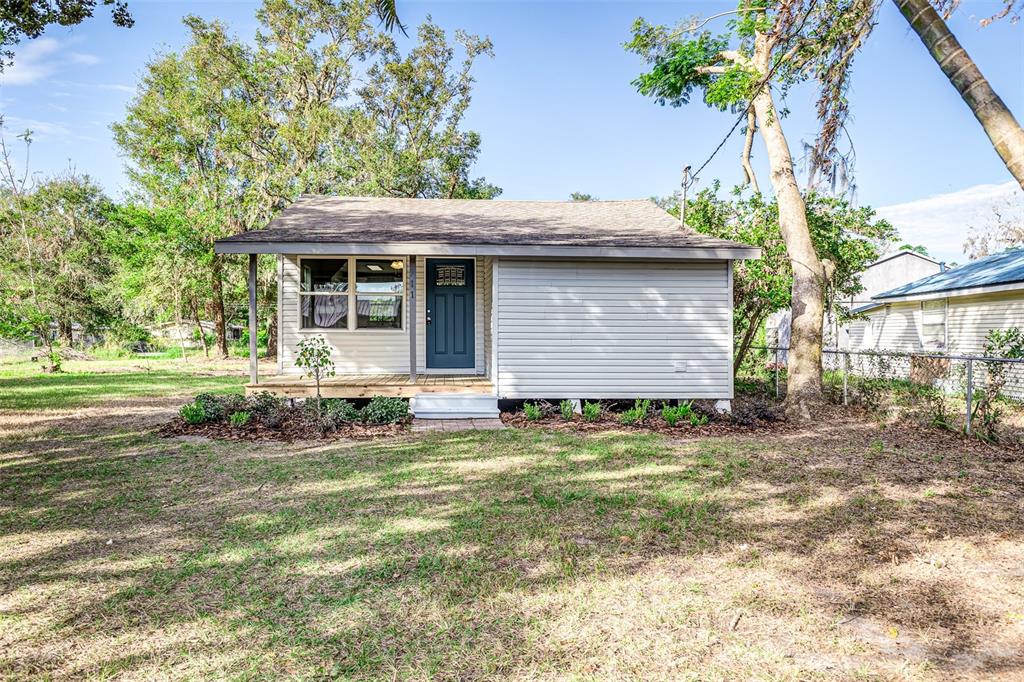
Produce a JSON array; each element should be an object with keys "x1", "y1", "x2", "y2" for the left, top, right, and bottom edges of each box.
[
  {"x1": 499, "y1": 396, "x2": 796, "y2": 436},
  {"x1": 159, "y1": 418, "x2": 408, "y2": 442}
]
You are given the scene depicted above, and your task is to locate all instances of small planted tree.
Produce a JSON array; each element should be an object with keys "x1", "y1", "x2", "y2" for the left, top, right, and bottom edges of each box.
[{"x1": 295, "y1": 336, "x2": 335, "y2": 418}]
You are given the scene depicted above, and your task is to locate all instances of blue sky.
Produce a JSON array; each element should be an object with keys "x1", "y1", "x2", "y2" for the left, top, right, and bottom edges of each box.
[{"x1": 1, "y1": 0, "x2": 1021, "y2": 262}]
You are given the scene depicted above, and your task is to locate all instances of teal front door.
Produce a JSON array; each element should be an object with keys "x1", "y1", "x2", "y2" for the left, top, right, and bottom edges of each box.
[{"x1": 426, "y1": 258, "x2": 475, "y2": 369}]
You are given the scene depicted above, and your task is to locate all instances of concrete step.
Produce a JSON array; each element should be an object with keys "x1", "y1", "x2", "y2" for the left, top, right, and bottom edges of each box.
[{"x1": 410, "y1": 393, "x2": 500, "y2": 419}]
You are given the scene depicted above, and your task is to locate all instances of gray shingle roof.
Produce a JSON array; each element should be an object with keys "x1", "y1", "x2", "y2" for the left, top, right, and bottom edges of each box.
[
  {"x1": 875, "y1": 248, "x2": 1024, "y2": 300},
  {"x1": 215, "y1": 195, "x2": 754, "y2": 251}
]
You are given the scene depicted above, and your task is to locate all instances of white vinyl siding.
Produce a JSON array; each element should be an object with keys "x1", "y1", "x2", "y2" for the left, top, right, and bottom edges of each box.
[
  {"x1": 947, "y1": 293, "x2": 1024, "y2": 399},
  {"x1": 946, "y1": 293, "x2": 1024, "y2": 355},
  {"x1": 280, "y1": 254, "x2": 486, "y2": 376},
  {"x1": 494, "y1": 259, "x2": 732, "y2": 399},
  {"x1": 848, "y1": 303, "x2": 923, "y2": 352}
]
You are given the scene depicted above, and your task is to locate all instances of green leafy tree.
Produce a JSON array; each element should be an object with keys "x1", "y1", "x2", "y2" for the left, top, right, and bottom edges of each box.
[
  {"x1": 114, "y1": 1, "x2": 498, "y2": 357},
  {"x1": 0, "y1": 129, "x2": 116, "y2": 368},
  {"x1": 570, "y1": 192, "x2": 597, "y2": 202},
  {"x1": 295, "y1": 335, "x2": 336, "y2": 418},
  {"x1": 626, "y1": 0, "x2": 877, "y2": 418},
  {"x1": 683, "y1": 185, "x2": 896, "y2": 370},
  {"x1": 897, "y1": 243, "x2": 931, "y2": 257},
  {"x1": 349, "y1": 19, "x2": 500, "y2": 198},
  {"x1": 107, "y1": 205, "x2": 214, "y2": 360}
]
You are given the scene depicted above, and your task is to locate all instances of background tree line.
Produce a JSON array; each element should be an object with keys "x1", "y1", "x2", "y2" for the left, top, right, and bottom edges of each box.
[{"x1": 0, "y1": 0, "x2": 499, "y2": 367}]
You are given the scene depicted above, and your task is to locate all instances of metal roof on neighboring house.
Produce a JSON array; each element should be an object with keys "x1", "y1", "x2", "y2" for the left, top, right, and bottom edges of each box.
[
  {"x1": 214, "y1": 195, "x2": 759, "y2": 258},
  {"x1": 874, "y1": 248, "x2": 1024, "y2": 300}
]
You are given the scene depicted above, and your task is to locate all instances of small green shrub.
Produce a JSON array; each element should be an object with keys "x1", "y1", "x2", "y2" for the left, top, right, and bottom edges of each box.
[
  {"x1": 618, "y1": 399, "x2": 651, "y2": 425},
  {"x1": 180, "y1": 402, "x2": 206, "y2": 424},
  {"x1": 523, "y1": 402, "x2": 543, "y2": 421},
  {"x1": 559, "y1": 399, "x2": 575, "y2": 421},
  {"x1": 361, "y1": 396, "x2": 409, "y2": 424},
  {"x1": 229, "y1": 411, "x2": 252, "y2": 427},
  {"x1": 262, "y1": 405, "x2": 290, "y2": 429},
  {"x1": 194, "y1": 393, "x2": 245, "y2": 422},
  {"x1": 47, "y1": 350, "x2": 62, "y2": 373},
  {"x1": 582, "y1": 401, "x2": 601, "y2": 422},
  {"x1": 247, "y1": 391, "x2": 286, "y2": 420},
  {"x1": 661, "y1": 402, "x2": 683, "y2": 427},
  {"x1": 662, "y1": 401, "x2": 708, "y2": 427},
  {"x1": 322, "y1": 398, "x2": 361, "y2": 429}
]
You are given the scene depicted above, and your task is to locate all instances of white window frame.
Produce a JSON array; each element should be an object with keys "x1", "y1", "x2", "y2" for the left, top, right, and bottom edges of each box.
[
  {"x1": 920, "y1": 298, "x2": 947, "y2": 349},
  {"x1": 298, "y1": 256, "x2": 406, "y2": 333}
]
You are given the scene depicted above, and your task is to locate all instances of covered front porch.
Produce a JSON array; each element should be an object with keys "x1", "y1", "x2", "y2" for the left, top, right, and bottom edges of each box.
[
  {"x1": 237, "y1": 248, "x2": 495, "y2": 400},
  {"x1": 244, "y1": 373, "x2": 494, "y2": 398}
]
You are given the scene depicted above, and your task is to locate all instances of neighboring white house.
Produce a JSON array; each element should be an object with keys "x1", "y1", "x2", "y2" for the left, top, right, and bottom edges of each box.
[
  {"x1": 215, "y1": 196, "x2": 760, "y2": 418},
  {"x1": 150, "y1": 320, "x2": 244, "y2": 348},
  {"x1": 847, "y1": 248, "x2": 1024, "y2": 356},
  {"x1": 768, "y1": 249, "x2": 943, "y2": 353},
  {"x1": 851, "y1": 250, "x2": 943, "y2": 309}
]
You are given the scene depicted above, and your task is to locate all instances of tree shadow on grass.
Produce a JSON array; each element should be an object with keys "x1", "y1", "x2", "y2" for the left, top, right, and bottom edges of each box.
[{"x1": 2, "y1": 406, "x2": 1024, "y2": 678}]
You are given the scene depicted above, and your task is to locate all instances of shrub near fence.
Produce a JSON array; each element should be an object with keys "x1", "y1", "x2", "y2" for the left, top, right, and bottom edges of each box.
[{"x1": 744, "y1": 345, "x2": 1024, "y2": 440}]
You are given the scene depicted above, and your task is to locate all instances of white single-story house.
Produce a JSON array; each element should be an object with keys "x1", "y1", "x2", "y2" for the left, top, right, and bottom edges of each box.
[
  {"x1": 769, "y1": 249, "x2": 943, "y2": 355},
  {"x1": 215, "y1": 196, "x2": 759, "y2": 418},
  {"x1": 150, "y1": 320, "x2": 245, "y2": 347},
  {"x1": 847, "y1": 248, "x2": 1024, "y2": 355}
]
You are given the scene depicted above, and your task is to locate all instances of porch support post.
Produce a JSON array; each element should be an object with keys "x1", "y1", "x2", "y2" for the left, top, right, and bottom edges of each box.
[
  {"x1": 248, "y1": 253, "x2": 258, "y2": 385},
  {"x1": 408, "y1": 257, "x2": 417, "y2": 383}
]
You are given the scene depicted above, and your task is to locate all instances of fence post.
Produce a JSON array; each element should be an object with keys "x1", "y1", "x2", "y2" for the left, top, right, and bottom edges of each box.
[
  {"x1": 843, "y1": 352, "x2": 849, "y2": 406},
  {"x1": 965, "y1": 358, "x2": 973, "y2": 436},
  {"x1": 774, "y1": 346, "x2": 780, "y2": 399}
]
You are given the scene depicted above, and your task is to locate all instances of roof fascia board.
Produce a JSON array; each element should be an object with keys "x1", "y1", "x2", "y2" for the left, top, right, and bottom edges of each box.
[
  {"x1": 869, "y1": 250, "x2": 941, "y2": 268},
  {"x1": 214, "y1": 240, "x2": 762, "y2": 260}
]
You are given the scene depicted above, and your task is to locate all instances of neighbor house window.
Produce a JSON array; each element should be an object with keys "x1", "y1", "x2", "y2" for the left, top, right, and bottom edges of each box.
[
  {"x1": 299, "y1": 257, "x2": 404, "y2": 331},
  {"x1": 921, "y1": 299, "x2": 946, "y2": 349}
]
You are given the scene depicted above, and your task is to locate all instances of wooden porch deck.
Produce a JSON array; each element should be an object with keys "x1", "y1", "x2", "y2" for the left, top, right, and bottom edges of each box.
[{"x1": 246, "y1": 374, "x2": 494, "y2": 398}]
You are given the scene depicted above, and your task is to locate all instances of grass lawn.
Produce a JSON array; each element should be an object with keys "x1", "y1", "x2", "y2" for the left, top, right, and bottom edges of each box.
[
  {"x1": 0, "y1": 357, "x2": 245, "y2": 410},
  {"x1": 1, "y1": 362, "x2": 1023, "y2": 679}
]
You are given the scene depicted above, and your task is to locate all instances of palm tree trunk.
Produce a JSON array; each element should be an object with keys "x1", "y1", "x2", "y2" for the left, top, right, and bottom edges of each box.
[
  {"x1": 894, "y1": 0, "x2": 1024, "y2": 189},
  {"x1": 752, "y1": 35, "x2": 826, "y2": 419}
]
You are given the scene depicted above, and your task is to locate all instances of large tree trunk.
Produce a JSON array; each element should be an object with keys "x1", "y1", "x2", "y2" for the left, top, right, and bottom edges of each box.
[
  {"x1": 191, "y1": 298, "x2": 210, "y2": 358},
  {"x1": 752, "y1": 36, "x2": 825, "y2": 419},
  {"x1": 174, "y1": 287, "x2": 188, "y2": 364},
  {"x1": 265, "y1": 309, "x2": 278, "y2": 361},
  {"x1": 894, "y1": 0, "x2": 1024, "y2": 189},
  {"x1": 58, "y1": 320, "x2": 73, "y2": 347},
  {"x1": 733, "y1": 303, "x2": 766, "y2": 374},
  {"x1": 210, "y1": 254, "x2": 230, "y2": 359}
]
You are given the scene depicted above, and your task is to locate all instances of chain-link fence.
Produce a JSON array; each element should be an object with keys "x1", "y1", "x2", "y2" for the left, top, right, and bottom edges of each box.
[{"x1": 742, "y1": 345, "x2": 1024, "y2": 437}]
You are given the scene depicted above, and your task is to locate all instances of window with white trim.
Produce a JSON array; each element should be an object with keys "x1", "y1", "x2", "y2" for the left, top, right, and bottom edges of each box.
[
  {"x1": 299, "y1": 257, "x2": 404, "y2": 331},
  {"x1": 921, "y1": 299, "x2": 946, "y2": 349}
]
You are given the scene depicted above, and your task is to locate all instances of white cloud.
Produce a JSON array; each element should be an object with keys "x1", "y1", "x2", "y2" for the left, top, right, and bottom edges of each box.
[
  {"x1": 2, "y1": 116, "x2": 70, "y2": 138},
  {"x1": 69, "y1": 52, "x2": 101, "y2": 66},
  {"x1": 2, "y1": 41, "x2": 106, "y2": 87},
  {"x1": 2, "y1": 38, "x2": 61, "y2": 85},
  {"x1": 95, "y1": 83, "x2": 135, "y2": 93},
  {"x1": 877, "y1": 181, "x2": 1023, "y2": 263}
]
